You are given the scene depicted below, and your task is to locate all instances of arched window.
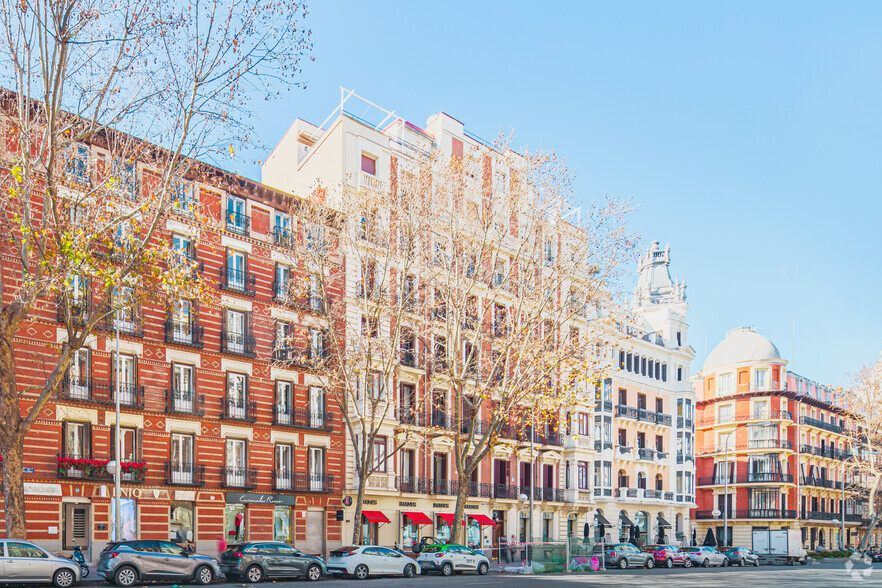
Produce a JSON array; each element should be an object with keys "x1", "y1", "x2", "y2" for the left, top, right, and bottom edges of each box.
[
  {"x1": 655, "y1": 474, "x2": 664, "y2": 491},
  {"x1": 637, "y1": 472, "x2": 647, "y2": 489},
  {"x1": 618, "y1": 469, "x2": 629, "y2": 488}
]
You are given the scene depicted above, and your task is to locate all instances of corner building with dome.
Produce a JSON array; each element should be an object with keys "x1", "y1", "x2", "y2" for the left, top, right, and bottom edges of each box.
[{"x1": 692, "y1": 327, "x2": 870, "y2": 551}]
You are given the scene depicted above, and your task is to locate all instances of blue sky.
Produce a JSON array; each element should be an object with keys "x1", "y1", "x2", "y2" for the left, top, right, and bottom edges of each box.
[{"x1": 232, "y1": 1, "x2": 882, "y2": 387}]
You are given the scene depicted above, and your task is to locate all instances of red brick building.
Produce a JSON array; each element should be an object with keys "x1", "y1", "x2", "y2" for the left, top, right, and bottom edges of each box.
[{"x1": 0, "y1": 141, "x2": 344, "y2": 563}]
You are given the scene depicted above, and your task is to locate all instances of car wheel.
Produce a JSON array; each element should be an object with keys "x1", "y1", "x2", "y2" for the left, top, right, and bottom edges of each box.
[
  {"x1": 702, "y1": 558, "x2": 710, "y2": 568},
  {"x1": 753, "y1": 559, "x2": 760, "y2": 567},
  {"x1": 194, "y1": 565, "x2": 214, "y2": 585},
  {"x1": 306, "y1": 565, "x2": 322, "y2": 582},
  {"x1": 478, "y1": 562, "x2": 489, "y2": 575},
  {"x1": 722, "y1": 558, "x2": 729, "y2": 567},
  {"x1": 645, "y1": 557, "x2": 655, "y2": 569},
  {"x1": 684, "y1": 558, "x2": 692, "y2": 568},
  {"x1": 441, "y1": 562, "x2": 454, "y2": 577},
  {"x1": 617, "y1": 558, "x2": 628, "y2": 569},
  {"x1": 739, "y1": 558, "x2": 745, "y2": 567},
  {"x1": 665, "y1": 558, "x2": 673, "y2": 568},
  {"x1": 354, "y1": 564, "x2": 370, "y2": 580},
  {"x1": 403, "y1": 564, "x2": 416, "y2": 578},
  {"x1": 114, "y1": 565, "x2": 138, "y2": 587},
  {"x1": 246, "y1": 565, "x2": 264, "y2": 583},
  {"x1": 53, "y1": 569, "x2": 75, "y2": 588}
]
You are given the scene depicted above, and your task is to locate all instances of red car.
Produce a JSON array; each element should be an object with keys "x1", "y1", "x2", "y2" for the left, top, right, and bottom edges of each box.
[{"x1": 642, "y1": 544, "x2": 692, "y2": 568}]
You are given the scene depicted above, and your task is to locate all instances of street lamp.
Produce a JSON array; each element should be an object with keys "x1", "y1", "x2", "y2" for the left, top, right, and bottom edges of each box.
[{"x1": 721, "y1": 421, "x2": 774, "y2": 548}]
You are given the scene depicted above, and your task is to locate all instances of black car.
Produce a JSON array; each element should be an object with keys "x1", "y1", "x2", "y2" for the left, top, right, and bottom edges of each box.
[{"x1": 220, "y1": 542, "x2": 325, "y2": 582}]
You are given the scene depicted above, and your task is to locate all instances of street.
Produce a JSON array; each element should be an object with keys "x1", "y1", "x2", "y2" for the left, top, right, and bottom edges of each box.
[{"x1": 71, "y1": 561, "x2": 882, "y2": 588}]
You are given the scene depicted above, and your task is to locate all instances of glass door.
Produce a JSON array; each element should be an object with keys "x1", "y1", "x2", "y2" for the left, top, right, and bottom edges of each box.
[
  {"x1": 226, "y1": 439, "x2": 246, "y2": 486},
  {"x1": 227, "y1": 373, "x2": 246, "y2": 419},
  {"x1": 69, "y1": 348, "x2": 90, "y2": 399},
  {"x1": 171, "y1": 434, "x2": 194, "y2": 484},
  {"x1": 173, "y1": 364, "x2": 193, "y2": 412},
  {"x1": 308, "y1": 447, "x2": 324, "y2": 491},
  {"x1": 226, "y1": 310, "x2": 245, "y2": 353},
  {"x1": 309, "y1": 386, "x2": 325, "y2": 428}
]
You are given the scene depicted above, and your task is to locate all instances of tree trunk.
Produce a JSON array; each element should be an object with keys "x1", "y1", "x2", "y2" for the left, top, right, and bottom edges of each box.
[
  {"x1": 859, "y1": 511, "x2": 880, "y2": 552},
  {"x1": 451, "y1": 478, "x2": 470, "y2": 545},
  {"x1": 351, "y1": 472, "x2": 367, "y2": 545},
  {"x1": 0, "y1": 434, "x2": 26, "y2": 539}
]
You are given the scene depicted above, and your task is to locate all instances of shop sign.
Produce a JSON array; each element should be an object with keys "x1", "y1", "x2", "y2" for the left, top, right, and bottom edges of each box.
[
  {"x1": 24, "y1": 483, "x2": 62, "y2": 496},
  {"x1": 363, "y1": 499, "x2": 378, "y2": 505},
  {"x1": 23, "y1": 467, "x2": 34, "y2": 473},
  {"x1": 464, "y1": 504, "x2": 479, "y2": 510},
  {"x1": 175, "y1": 490, "x2": 196, "y2": 501},
  {"x1": 399, "y1": 501, "x2": 417, "y2": 507},
  {"x1": 225, "y1": 493, "x2": 298, "y2": 506},
  {"x1": 342, "y1": 496, "x2": 353, "y2": 506},
  {"x1": 433, "y1": 503, "x2": 449, "y2": 508}
]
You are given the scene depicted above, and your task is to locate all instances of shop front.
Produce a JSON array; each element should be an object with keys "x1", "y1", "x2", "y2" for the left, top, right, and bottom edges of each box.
[{"x1": 224, "y1": 492, "x2": 300, "y2": 544}]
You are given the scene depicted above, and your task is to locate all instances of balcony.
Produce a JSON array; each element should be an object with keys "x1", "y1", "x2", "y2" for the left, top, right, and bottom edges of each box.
[
  {"x1": 220, "y1": 267, "x2": 257, "y2": 296},
  {"x1": 594, "y1": 440, "x2": 613, "y2": 451},
  {"x1": 164, "y1": 319, "x2": 204, "y2": 348},
  {"x1": 493, "y1": 484, "x2": 520, "y2": 499},
  {"x1": 432, "y1": 479, "x2": 457, "y2": 496},
  {"x1": 272, "y1": 405, "x2": 333, "y2": 431},
  {"x1": 56, "y1": 296, "x2": 91, "y2": 325},
  {"x1": 539, "y1": 487, "x2": 564, "y2": 502},
  {"x1": 396, "y1": 476, "x2": 429, "y2": 494},
  {"x1": 359, "y1": 170, "x2": 387, "y2": 193},
  {"x1": 221, "y1": 397, "x2": 257, "y2": 422},
  {"x1": 699, "y1": 410, "x2": 793, "y2": 427},
  {"x1": 563, "y1": 434, "x2": 592, "y2": 450},
  {"x1": 165, "y1": 389, "x2": 205, "y2": 416},
  {"x1": 655, "y1": 413, "x2": 673, "y2": 426},
  {"x1": 637, "y1": 408, "x2": 655, "y2": 422},
  {"x1": 57, "y1": 456, "x2": 145, "y2": 483},
  {"x1": 616, "y1": 404, "x2": 638, "y2": 419},
  {"x1": 272, "y1": 280, "x2": 327, "y2": 314},
  {"x1": 699, "y1": 439, "x2": 793, "y2": 454},
  {"x1": 467, "y1": 482, "x2": 492, "y2": 498},
  {"x1": 272, "y1": 346, "x2": 309, "y2": 367},
  {"x1": 698, "y1": 473, "x2": 794, "y2": 486},
  {"x1": 593, "y1": 487, "x2": 613, "y2": 497},
  {"x1": 694, "y1": 509, "x2": 796, "y2": 520},
  {"x1": 644, "y1": 489, "x2": 663, "y2": 499},
  {"x1": 800, "y1": 444, "x2": 851, "y2": 460},
  {"x1": 100, "y1": 313, "x2": 144, "y2": 338},
  {"x1": 637, "y1": 448, "x2": 655, "y2": 461},
  {"x1": 676, "y1": 416, "x2": 694, "y2": 429},
  {"x1": 273, "y1": 470, "x2": 296, "y2": 491},
  {"x1": 221, "y1": 331, "x2": 256, "y2": 357},
  {"x1": 397, "y1": 410, "x2": 427, "y2": 427},
  {"x1": 226, "y1": 211, "x2": 250, "y2": 236},
  {"x1": 221, "y1": 467, "x2": 258, "y2": 489},
  {"x1": 460, "y1": 419, "x2": 488, "y2": 436},
  {"x1": 91, "y1": 382, "x2": 144, "y2": 409},
  {"x1": 355, "y1": 283, "x2": 386, "y2": 302},
  {"x1": 430, "y1": 411, "x2": 453, "y2": 430},
  {"x1": 59, "y1": 377, "x2": 93, "y2": 403},
  {"x1": 806, "y1": 511, "x2": 836, "y2": 521},
  {"x1": 802, "y1": 477, "x2": 843, "y2": 490},
  {"x1": 800, "y1": 416, "x2": 844, "y2": 434},
  {"x1": 165, "y1": 462, "x2": 205, "y2": 486},
  {"x1": 273, "y1": 226, "x2": 295, "y2": 248},
  {"x1": 294, "y1": 473, "x2": 334, "y2": 493},
  {"x1": 540, "y1": 431, "x2": 563, "y2": 446}
]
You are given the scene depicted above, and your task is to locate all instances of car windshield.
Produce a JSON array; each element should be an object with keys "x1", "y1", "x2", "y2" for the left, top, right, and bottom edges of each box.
[
  {"x1": 681, "y1": 548, "x2": 699, "y2": 552},
  {"x1": 223, "y1": 544, "x2": 244, "y2": 554},
  {"x1": 102, "y1": 543, "x2": 122, "y2": 552},
  {"x1": 422, "y1": 546, "x2": 442, "y2": 553}
]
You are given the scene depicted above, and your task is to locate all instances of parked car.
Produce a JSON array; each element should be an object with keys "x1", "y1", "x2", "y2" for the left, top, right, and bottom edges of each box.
[
  {"x1": 326, "y1": 545, "x2": 420, "y2": 579},
  {"x1": 0, "y1": 539, "x2": 82, "y2": 587},
  {"x1": 416, "y1": 544, "x2": 490, "y2": 576},
  {"x1": 642, "y1": 544, "x2": 692, "y2": 568},
  {"x1": 97, "y1": 540, "x2": 221, "y2": 586},
  {"x1": 681, "y1": 546, "x2": 729, "y2": 567},
  {"x1": 592, "y1": 543, "x2": 654, "y2": 569},
  {"x1": 721, "y1": 546, "x2": 760, "y2": 567},
  {"x1": 220, "y1": 542, "x2": 324, "y2": 582}
]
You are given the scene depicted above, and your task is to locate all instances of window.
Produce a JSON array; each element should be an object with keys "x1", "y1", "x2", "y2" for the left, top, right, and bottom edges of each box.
[
  {"x1": 226, "y1": 372, "x2": 248, "y2": 419},
  {"x1": 224, "y1": 309, "x2": 249, "y2": 355},
  {"x1": 113, "y1": 286, "x2": 138, "y2": 332},
  {"x1": 718, "y1": 404, "x2": 734, "y2": 424},
  {"x1": 172, "y1": 234, "x2": 195, "y2": 263},
  {"x1": 308, "y1": 447, "x2": 325, "y2": 491},
  {"x1": 171, "y1": 363, "x2": 194, "y2": 412},
  {"x1": 361, "y1": 154, "x2": 377, "y2": 175},
  {"x1": 112, "y1": 353, "x2": 138, "y2": 405},
  {"x1": 308, "y1": 386, "x2": 326, "y2": 428},
  {"x1": 275, "y1": 381, "x2": 293, "y2": 425},
  {"x1": 226, "y1": 195, "x2": 248, "y2": 234},
  {"x1": 367, "y1": 372, "x2": 384, "y2": 400},
  {"x1": 169, "y1": 501, "x2": 194, "y2": 543},
  {"x1": 372, "y1": 436, "x2": 388, "y2": 472},
  {"x1": 576, "y1": 413, "x2": 590, "y2": 436},
  {"x1": 753, "y1": 368, "x2": 768, "y2": 391},
  {"x1": 170, "y1": 433, "x2": 195, "y2": 483},
  {"x1": 577, "y1": 462, "x2": 589, "y2": 489},
  {"x1": 6, "y1": 542, "x2": 48, "y2": 558},
  {"x1": 274, "y1": 264, "x2": 292, "y2": 300},
  {"x1": 677, "y1": 366, "x2": 683, "y2": 381},
  {"x1": 66, "y1": 348, "x2": 90, "y2": 399},
  {"x1": 309, "y1": 328, "x2": 325, "y2": 359},
  {"x1": 718, "y1": 373, "x2": 733, "y2": 395},
  {"x1": 62, "y1": 421, "x2": 91, "y2": 460},
  {"x1": 275, "y1": 444, "x2": 293, "y2": 489},
  {"x1": 225, "y1": 438, "x2": 247, "y2": 486},
  {"x1": 273, "y1": 211, "x2": 291, "y2": 243},
  {"x1": 361, "y1": 316, "x2": 379, "y2": 338},
  {"x1": 111, "y1": 426, "x2": 139, "y2": 462},
  {"x1": 225, "y1": 249, "x2": 247, "y2": 291}
]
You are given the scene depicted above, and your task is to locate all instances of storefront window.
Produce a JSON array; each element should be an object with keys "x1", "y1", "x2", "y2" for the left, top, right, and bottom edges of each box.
[
  {"x1": 274, "y1": 505, "x2": 292, "y2": 543},
  {"x1": 170, "y1": 501, "x2": 194, "y2": 545},
  {"x1": 467, "y1": 521, "x2": 480, "y2": 548},
  {"x1": 436, "y1": 517, "x2": 451, "y2": 543},
  {"x1": 111, "y1": 498, "x2": 138, "y2": 541},
  {"x1": 224, "y1": 504, "x2": 246, "y2": 543},
  {"x1": 402, "y1": 520, "x2": 418, "y2": 549}
]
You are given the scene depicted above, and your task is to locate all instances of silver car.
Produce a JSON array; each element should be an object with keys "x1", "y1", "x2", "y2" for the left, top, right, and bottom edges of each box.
[
  {"x1": 97, "y1": 540, "x2": 221, "y2": 586},
  {"x1": 0, "y1": 539, "x2": 81, "y2": 587},
  {"x1": 681, "y1": 546, "x2": 729, "y2": 567}
]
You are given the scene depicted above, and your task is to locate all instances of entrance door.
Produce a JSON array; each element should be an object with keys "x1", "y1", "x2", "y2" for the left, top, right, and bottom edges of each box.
[
  {"x1": 492, "y1": 511, "x2": 505, "y2": 560},
  {"x1": 494, "y1": 459, "x2": 510, "y2": 497},
  {"x1": 300, "y1": 511, "x2": 325, "y2": 555},
  {"x1": 64, "y1": 503, "x2": 90, "y2": 551},
  {"x1": 433, "y1": 453, "x2": 448, "y2": 493}
]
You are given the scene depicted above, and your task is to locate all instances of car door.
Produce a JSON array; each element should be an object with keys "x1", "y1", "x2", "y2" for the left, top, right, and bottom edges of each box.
[
  {"x1": 361, "y1": 547, "x2": 383, "y2": 574},
  {"x1": 277, "y1": 544, "x2": 305, "y2": 577},
  {"x1": 378, "y1": 547, "x2": 405, "y2": 573},
  {"x1": 5, "y1": 541, "x2": 53, "y2": 581},
  {"x1": 251, "y1": 544, "x2": 279, "y2": 576},
  {"x1": 134, "y1": 541, "x2": 167, "y2": 577},
  {"x1": 157, "y1": 541, "x2": 191, "y2": 578}
]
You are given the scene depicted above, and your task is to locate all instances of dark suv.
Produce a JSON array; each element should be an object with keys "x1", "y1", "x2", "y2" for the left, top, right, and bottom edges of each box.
[
  {"x1": 220, "y1": 542, "x2": 325, "y2": 582},
  {"x1": 97, "y1": 540, "x2": 221, "y2": 586}
]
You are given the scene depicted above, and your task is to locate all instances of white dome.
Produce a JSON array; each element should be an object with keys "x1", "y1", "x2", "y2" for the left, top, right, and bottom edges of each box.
[{"x1": 703, "y1": 327, "x2": 781, "y2": 372}]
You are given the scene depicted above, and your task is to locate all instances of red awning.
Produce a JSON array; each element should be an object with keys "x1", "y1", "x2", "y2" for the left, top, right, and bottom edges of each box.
[
  {"x1": 469, "y1": 514, "x2": 496, "y2": 526},
  {"x1": 362, "y1": 510, "x2": 390, "y2": 524},
  {"x1": 436, "y1": 513, "x2": 466, "y2": 525},
  {"x1": 403, "y1": 511, "x2": 433, "y2": 525}
]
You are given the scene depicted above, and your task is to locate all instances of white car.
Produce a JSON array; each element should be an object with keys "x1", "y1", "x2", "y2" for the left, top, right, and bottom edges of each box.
[
  {"x1": 416, "y1": 544, "x2": 490, "y2": 576},
  {"x1": 0, "y1": 539, "x2": 82, "y2": 587},
  {"x1": 326, "y1": 545, "x2": 420, "y2": 579}
]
